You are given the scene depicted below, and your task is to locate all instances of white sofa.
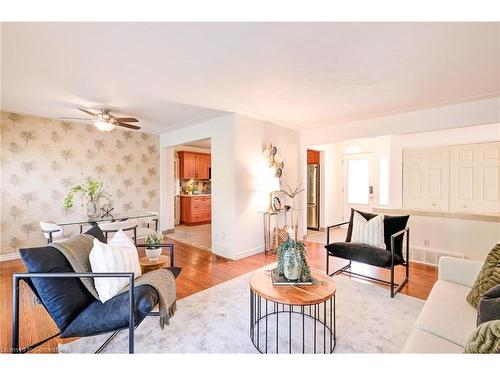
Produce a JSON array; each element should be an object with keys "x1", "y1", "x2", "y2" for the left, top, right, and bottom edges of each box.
[{"x1": 402, "y1": 256, "x2": 483, "y2": 353}]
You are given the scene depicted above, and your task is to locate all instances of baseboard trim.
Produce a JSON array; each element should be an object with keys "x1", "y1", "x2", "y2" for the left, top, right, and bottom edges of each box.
[
  {"x1": 0, "y1": 252, "x2": 21, "y2": 262},
  {"x1": 232, "y1": 245, "x2": 265, "y2": 260}
]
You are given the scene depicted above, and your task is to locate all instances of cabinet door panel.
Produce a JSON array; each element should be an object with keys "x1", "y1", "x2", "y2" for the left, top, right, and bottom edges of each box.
[
  {"x1": 403, "y1": 147, "x2": 449, "y2": 211},
  {"x1": 476, "y1": 142, "x2": 500, "y2": 214},
  {"x1": 403, "y1": 150, "x2": 426, "y2": 209},
  {"x1": 450, "y1": 144, "x2": 475, "y2": 212}
]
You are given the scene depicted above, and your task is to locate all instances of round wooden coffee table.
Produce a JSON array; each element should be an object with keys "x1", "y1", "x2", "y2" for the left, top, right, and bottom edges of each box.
[
  {"x1": 249, "y1": 268, "x2": 336, "y2": 354},
  {"x1": 139, "y1": 255, "x2": 169, "y2": 274}
]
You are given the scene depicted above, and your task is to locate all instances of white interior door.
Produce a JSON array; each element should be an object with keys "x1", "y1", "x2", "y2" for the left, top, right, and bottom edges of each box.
[{"x1": 343, "y1": 153, "x2": 374, "y2": 220}]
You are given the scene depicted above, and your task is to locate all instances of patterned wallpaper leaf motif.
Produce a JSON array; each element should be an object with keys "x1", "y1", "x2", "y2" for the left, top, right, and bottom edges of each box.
[
  {"x1": 9, "y1": 174, "x2": 22, "y2": 189},
  {"x1": 21, "y1": 161, "x2": 35, "y2": 176},
  {"x1": 20, "y1": 130, "x2": 37, "y2": 145},
  {"x1": 61, "y1": 122, "x2": 74, "y2": 134},
  {"x1": 95, "y1": 165, "x2": 106, "y2": 178},
  {"x1": 123, "y1": 178, "x2": 133, "y2": 190},
  {"x1": 51, "y1": 160, "x2": 61, "y2": 174},
  {"x1": 123, "y1": 154, "x2": 133, "y2": 166},
  {"x1": 61, "y1": 149, "x2": 75, "y2": 162},
  {"x1": 21, "y1": 192, "x2": 36, "y2": 208},
  {"x1": 9, "y1": 142, "x2": 23, "y2": 157},
  {"x1": 86, "y1": 149, "x2": 95, "y2": 161},
  {"x1": 116, "y1": 164, "x2": 125, "y2": 174},
  {"x1": 0, "y1": 111, "x2": 160, "y2": 256},
  {"x1": 95, "y1": 139, "x2": 106, "y2": 152},
  {"x1": 10, "y1": 237, "x2": 25, "y2": 251},
  {"x1": 21, "y1": 222, "x2": 37, "y2": 238},
  {"x1": 51, "y1": 131, "x2": 62, "y2": 145}
]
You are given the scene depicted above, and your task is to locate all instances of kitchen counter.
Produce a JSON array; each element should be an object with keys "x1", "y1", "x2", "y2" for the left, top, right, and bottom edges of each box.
[{"x1": 179, "y1": 194, "x2": 211, "y2": 197}]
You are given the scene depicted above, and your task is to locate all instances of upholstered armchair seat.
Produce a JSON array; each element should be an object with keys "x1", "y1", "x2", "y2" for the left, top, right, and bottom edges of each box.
[
  {"x1": 325, "y1": 242, "x2": 405, "y2": 268},
  {"x1": 61, "y1": 285, "x2": 159, "y2": 338}
]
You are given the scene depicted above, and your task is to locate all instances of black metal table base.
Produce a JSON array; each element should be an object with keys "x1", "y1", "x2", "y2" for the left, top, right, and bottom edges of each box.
[{"x1": 250, "y1": 290, "x2": 336, "y2": 354}]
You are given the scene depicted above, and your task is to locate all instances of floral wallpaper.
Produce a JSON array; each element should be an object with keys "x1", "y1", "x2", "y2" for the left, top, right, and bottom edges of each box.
[{"x1": 0, "y1": 112, "x2": 160, "y2": 256}]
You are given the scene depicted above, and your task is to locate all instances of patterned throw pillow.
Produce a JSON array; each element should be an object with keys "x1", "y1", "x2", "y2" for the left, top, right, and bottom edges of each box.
[
  {"x1": 351, "y1": 211, "x2": 386, "y2": 249},
  {"x1": 464, "y1": 320, "x2": 500, "y2": 354},
  {"x1": 89, "y1": 229, "x2": 142, "y2": 303},
  {"x1": 466, "y1": 243, "x2": 500, "y2": 309}
]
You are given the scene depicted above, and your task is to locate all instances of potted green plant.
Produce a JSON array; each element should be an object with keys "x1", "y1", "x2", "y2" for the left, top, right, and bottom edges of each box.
[
  {"x1": 63, "y1": 177, "x2": 110, "y2": 218},
  {"x1": 276, "y1": 238, "x2": 312, "y2": 281},
  {"x1": 145, "y1": 232, "x2": 163, "y2": 261}
]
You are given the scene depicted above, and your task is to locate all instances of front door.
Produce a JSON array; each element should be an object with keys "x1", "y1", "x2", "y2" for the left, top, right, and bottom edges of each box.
[{"x1": 343, "y1": 153, "x2": 374, "y2": 220}]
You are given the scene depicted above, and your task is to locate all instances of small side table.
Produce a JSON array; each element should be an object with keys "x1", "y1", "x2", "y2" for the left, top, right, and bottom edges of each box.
[
  {"x1": 136, "y1": 243, "x2": 175, "y2": 273},
  {"x1": 139, "y1": 255, "x2": 169, "y2": 274}
]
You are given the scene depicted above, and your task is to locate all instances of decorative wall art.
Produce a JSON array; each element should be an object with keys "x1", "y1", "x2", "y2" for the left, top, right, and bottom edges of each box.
[{"x1": 263, "y1": 142, "x2": 284, "y2": 178}]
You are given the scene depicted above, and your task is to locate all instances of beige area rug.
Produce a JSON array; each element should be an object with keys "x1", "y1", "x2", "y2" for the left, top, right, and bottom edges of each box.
[
  {"x1": 58, "y1": 266, "x2": 424, "y2": 354},
  {"x1": 166, "y1": 224, "x2": 211, "y2": 251}
]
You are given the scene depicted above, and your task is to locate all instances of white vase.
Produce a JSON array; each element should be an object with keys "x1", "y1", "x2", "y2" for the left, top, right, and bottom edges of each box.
[
  {"x1": 283, "y1": 249, "x2": 301, "y2": 280},
  {"x1": 145, "y1": 247, "x2": 162, "y2": 261}
]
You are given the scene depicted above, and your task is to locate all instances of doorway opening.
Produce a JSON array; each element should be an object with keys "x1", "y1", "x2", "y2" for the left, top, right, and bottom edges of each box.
[{"x1": 166, "y1": 138, "x2": 212, "y2": 251}]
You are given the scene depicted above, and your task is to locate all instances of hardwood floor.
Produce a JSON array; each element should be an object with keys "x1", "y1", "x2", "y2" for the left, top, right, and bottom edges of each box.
[{"x1": 0, "y1": 239, "x2": 437, "y2": 354}]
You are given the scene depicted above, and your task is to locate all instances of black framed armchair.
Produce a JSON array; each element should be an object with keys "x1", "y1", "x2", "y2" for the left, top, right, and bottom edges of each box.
[
  {"x1": 12, "y1": 226, "x2": 178, "y2": 354},
  {"x1": 325, "y1": 209, "x2": 410, "y2": 298}
]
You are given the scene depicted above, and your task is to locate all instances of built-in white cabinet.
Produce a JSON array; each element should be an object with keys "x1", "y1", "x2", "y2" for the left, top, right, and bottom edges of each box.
[
  {"x1": 450, "y1": 142, "x2": 500, "y2": 215},
  {"x1": 403, "y1": 147, "x2": 449, "y2": 211},
  {"x1": 404, "y1": 141, "x2": 500, "y2": 216}
]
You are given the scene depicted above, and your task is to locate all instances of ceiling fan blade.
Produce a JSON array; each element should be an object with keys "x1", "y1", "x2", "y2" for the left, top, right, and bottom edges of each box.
[
  {"x1": 116, "y1": 122, "x2": 141, "y2": 130},
  {"x1": 114, "y1": 117, "x2": 139, "y2": 123},
  {"x1": 78, "y1": 108, "x2": 97, "y2": 116},
  {"x1": 58, "y1": 117, "x2": 91, "y2": 121}
]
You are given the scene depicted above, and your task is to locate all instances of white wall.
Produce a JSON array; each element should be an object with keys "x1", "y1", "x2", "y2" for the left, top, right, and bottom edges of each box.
[
  {"x1": 160, "y1": 113, "x2": 237, "y2": 258},
  {"x1": 160, "y1": 112, "x2": 302, "y2": 260},
  {"x1": 234, "y1": 114, "x2": 302, "y2": 258},
  {"x1": 303, "y1": 96, "x2": 500, "y2": 146}
]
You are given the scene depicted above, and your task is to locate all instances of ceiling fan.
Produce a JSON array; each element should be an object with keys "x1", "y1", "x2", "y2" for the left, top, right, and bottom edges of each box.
[{"x1": 59, "y1": 108, "x2": 141, "y2": 131}]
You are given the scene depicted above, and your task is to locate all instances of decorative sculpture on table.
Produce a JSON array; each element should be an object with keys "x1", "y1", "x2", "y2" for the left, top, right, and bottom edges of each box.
[
  {"x1": 280, "y1": 184, "x2": 305, "y2": 240},
  {"x1": 63, "y1": 177, "x2": 112, "y2": 219}
]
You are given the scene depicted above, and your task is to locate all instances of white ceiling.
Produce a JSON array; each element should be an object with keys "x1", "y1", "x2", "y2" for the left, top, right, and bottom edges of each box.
[{"x1": 2, "y1": 22, "x2": 499, "y2": 133}]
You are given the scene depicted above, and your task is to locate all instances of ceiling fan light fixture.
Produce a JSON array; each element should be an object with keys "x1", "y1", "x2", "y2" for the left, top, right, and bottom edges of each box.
[{"x1": 94, "y1": 121, "x2": 116, "y2": 132}]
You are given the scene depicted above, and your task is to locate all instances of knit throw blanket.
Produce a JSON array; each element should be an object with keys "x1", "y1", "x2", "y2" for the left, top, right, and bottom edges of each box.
[{"x1": 51, "y1": 234, "x2": 176, "y2": 329}]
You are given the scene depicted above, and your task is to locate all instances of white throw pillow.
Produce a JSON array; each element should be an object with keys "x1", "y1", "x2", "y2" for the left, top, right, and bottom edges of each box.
[
  {"x1": 89, "y1": 229, "x2": 142, "y2": 303},
  {"x1": 351, "y1": 211, "x2": 386, "y2": 249}
]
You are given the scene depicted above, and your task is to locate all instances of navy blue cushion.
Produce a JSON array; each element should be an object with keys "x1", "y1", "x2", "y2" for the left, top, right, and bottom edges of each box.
[
  {"x1": 325, "y1": 242, "x2": 405, "y2": 268},
  {"x1": 345, "y1": 209, "x2": 409, "y2": 258},
  {"x1": 19, "y1": 246, "x2": 96, "y2": 332},
  {"x1": 61, "y1": 285, "x2": 159, "y2": 338},
  {"x1": 18, "y1": 225, "x2": 106, "y2": 332}
]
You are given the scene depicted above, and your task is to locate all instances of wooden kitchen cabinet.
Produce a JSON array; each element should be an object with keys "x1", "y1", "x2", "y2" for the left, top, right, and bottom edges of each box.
[
  {"x1": 178, "y1": 151, "x2": 211, "y2": 179},
  {"x1": 180, "y1": 195, "x2": 211, "y2": 225}
]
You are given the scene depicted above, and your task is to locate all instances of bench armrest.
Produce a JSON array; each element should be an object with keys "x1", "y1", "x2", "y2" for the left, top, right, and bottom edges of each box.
[{"x1": 438, "y1": 256, "x2": 482, "y2": 288}]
